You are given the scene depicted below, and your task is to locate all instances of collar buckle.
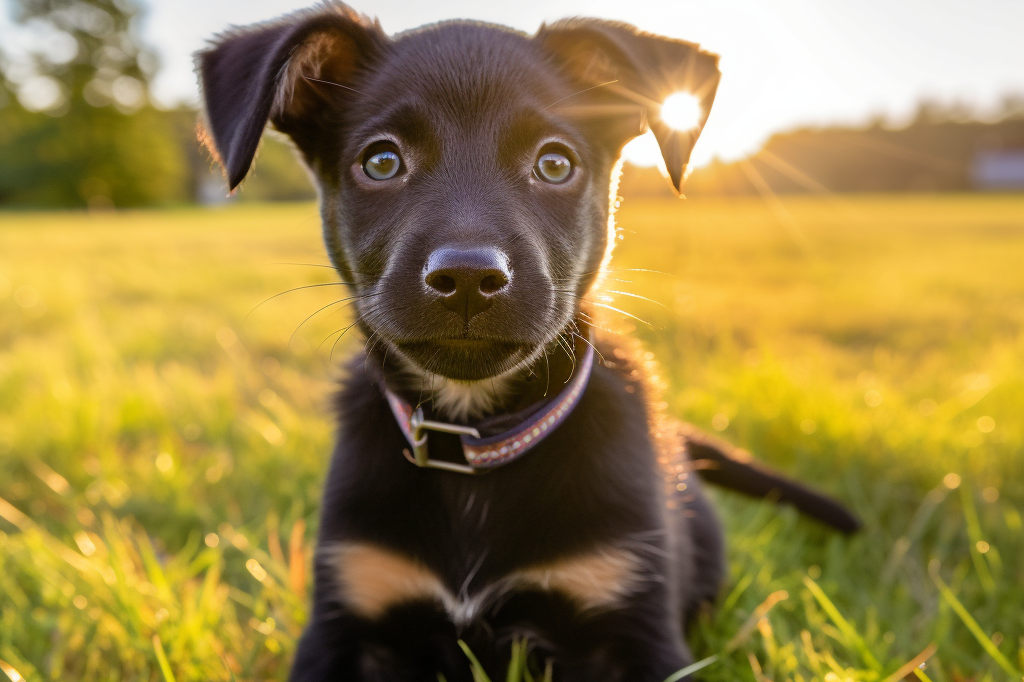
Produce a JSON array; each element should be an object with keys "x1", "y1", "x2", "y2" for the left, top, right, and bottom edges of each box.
[
  {"x1": 406, "y1": 408, "x2": 484, "y2": 474},
  {"x1": 386, "y1": 343, "x2": 595, "y2": 475}
]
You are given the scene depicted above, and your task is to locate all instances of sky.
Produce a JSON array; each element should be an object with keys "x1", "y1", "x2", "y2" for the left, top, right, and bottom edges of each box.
[{"x1": 3, "y1": 0, "x2": 1023, "y2": 165}]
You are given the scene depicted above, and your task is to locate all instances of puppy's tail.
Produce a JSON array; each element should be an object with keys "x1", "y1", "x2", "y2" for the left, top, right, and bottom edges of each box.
[{"x1": 683, "y1": 427, "x2": 862, "y2": 534}]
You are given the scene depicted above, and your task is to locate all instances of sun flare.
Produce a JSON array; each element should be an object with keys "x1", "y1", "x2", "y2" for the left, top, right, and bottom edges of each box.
[{"x1": 660, "y1": 92, "x2": 703, "y2": 131}]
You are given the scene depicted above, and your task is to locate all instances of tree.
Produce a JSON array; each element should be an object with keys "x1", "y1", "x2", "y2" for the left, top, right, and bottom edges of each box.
[
  {"x1": 16, "y1": 0, "x2": 153, "y2": 110},
  {"x1": 0, "y1": 0, "x2": 189, "y2": 207}
]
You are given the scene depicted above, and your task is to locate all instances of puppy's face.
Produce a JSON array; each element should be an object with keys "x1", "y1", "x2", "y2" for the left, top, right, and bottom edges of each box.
[
  {"x1": 325, "y1": 27, "x2": 610, "y2": 381},
  {"x1": 199, "y1": 7, "x2": 719, "y2": 382}
]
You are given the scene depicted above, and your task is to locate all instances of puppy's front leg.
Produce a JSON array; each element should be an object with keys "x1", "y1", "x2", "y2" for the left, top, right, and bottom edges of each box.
[
  {"x1": 500, "y1": 588, "x2": 693, "y2": 682},
  {"x1": 290, "y1": 615, "x2": 365, "y2": 682},
  {"x1": 289, "y1": 552, "x2": 389, "y2": 682},
  {"x1": 552, "y1": 634, "x2": 693, "y2": 682},
  {"x1": 291, "y1": 608, "x2": 468, "y2": 682},
  {"x1": 577, "y1": 613, "x2": 694, "y2": 682},
  {"x1": 291, "y1": 552, "x2": 470, "y2": 682}
]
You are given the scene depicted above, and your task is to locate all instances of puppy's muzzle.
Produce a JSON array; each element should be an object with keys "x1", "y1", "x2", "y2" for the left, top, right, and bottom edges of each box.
[{"x1": 423, "y1": 246, "x2": 512, "y2": 323}]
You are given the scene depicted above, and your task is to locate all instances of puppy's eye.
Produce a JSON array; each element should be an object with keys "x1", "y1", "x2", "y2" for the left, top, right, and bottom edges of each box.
[
  {"x1": 363, "y1": 148, "x2": 401, "y2": 180},
  {"x1": 534, "y1": 151, "x2": 573, "y2": 184}
]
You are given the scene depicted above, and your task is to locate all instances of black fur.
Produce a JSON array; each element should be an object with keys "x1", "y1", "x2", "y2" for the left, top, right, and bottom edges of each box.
[{"x1": 197, "y1": 4, "x2": 859, "y2": 680}]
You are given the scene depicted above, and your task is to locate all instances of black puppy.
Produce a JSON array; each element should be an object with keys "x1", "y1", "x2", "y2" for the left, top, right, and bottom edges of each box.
[{"x1": 198, "y1": 4, "x2": 859, "y2": 680}]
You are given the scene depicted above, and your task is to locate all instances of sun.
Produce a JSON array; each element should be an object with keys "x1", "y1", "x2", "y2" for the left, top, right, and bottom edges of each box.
[
  {"x1": 621, "y1": 91, "x2": 718, "y2": 169},
  {"x1": 660, "y1": 91, "x2": 703, "y2": 131}
]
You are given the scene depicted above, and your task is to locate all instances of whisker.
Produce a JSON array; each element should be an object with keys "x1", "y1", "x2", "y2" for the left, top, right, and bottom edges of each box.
[
  {"x1": 542, "y1": 347, "x2": 551, "y2": 398},
  {"x1": 604, "y1": 267, "x2": 676, "y2": 277},
  {"x1": 555, "y1": 334, "x2": 576, "y2": 382},
  {"x1": 270, "y1": 262, "x2": 336, "y2": 270},
  {"x1": 551, "y1": 267, "x2": 676, "y2": 284},
  {"x1": 429, "y1": 365, "x2": 437, "y2": 411},
  {"x1": 381, "y1": 334, "x2": 391, "y2": 371},
  {"x1": 575, "y1": 313, "x2": 622, "y2": 337},
  {"x1": 417, "y1": 367, "x2": 428, "y2": 411},
  {"x1": 360, "y1": 331, "x2": 381, "y2": 371},
  {"x1": 602, "y1": 289, "x2": 671, "y2": 311},
  {"x1": 590, "y1": 301, "x2": 655, "y2": 329},
  {"x1": 415, "y1": 347, "x2": 446, "y2": 411},
  {"x1": 567, "y1": 328, "x2": 607, "y2": 366},
  {"x1": 329, "y1": 304, "x2": 384, "y2": 360},
  {"x1": 303, "y1": 75, "x2": 369, "y2": 97},
  {"x1": 320, "y1": 319, "x2": 359, "y2": 351},
  {"x1": 544, "y1": 79, "x2": 618, "y2": 110},
  {"x1": 289, "y1": 293, "x2": 376, "y2": 348},
  {"x1": 247, "y1": 282, "x2": 349, "y2": 318},
  {"x1": 328, "y1": 318, "x2": 367, "y2": 360}
]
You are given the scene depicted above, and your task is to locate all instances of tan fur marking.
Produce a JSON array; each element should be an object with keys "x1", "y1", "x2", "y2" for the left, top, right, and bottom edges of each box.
[
  {"x1": 513, "y1": 547, "x2": 642, "y2": 610},
  {"x1": 327, "y1": 543, "x2": 448, "y2": 619},
  {"x1": 327, "y1": 542, "x2": 642, "y2": 621},
  {"x1": 273, "y1": 32, "x2": 343, "y2": 117}
]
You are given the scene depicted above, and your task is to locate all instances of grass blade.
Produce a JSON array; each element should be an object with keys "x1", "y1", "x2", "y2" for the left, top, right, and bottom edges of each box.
[
  {"x1": 803, "y1": 576, "x2": 882, "y2": 671},
  {"x1": 151, "y1": 635, "x2": 177, "y2": 682},
  {"x1": 0, "y1": 659, "x2": 25, "y2": 682},
  {"x1": 930, "y1": 564, "x2": 1021, "y2": 677},
  {"x1": 913, "y1": 667, "x2": 936, "y2": 682},
  {"x1": 960, "y1": 486, "x2": 995, "y2": 592},
  {"x1": 505, "y1": 639, "x2": 524, "y2": 682},
  {"x1": 458, "y1": 641, "x2": 492, "y2": 682},
  {"x1": 662, "y1": 655, "x2": 719, "y2": 682},
  {"x1": 725, "y1": 590, "x2": 789, "y2": 652},
  {"x1": 882, "y1": 643, "x2": 937, "y2": 682}
]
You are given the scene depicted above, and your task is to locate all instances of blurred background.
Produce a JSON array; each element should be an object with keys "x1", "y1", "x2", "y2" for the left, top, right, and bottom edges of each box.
[
  {"x1": 1, "y1": 1, "x2": 1023, "y2": 682},
  {"x1": 1, "y1": 0, "x2": 1023, "y2": 206}
]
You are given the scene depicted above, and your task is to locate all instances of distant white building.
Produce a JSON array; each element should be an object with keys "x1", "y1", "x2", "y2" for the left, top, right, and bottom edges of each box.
[
  {"x1": 971, "y1": 149, "x2": 1024, "y2": 190},
  {"x1": 197, "y1": 168, "x2": 237, "y2": 205}
]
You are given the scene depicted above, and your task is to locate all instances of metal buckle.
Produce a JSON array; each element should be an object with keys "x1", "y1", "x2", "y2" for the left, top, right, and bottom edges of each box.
[{"x1": 404, "y1": 407, "x2": 483, "y2": 474}]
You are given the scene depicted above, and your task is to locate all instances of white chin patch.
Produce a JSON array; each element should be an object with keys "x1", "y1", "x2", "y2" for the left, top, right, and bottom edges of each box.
[
  {"x1": 420, "y1": 371, "x2": 516, "y2": 422},
  {"x1": 387, "y1": 329, "x2": 566, "y2": 422},
  {"x1": 390, "y1": 351, "x2": 521, "y2": 422}
]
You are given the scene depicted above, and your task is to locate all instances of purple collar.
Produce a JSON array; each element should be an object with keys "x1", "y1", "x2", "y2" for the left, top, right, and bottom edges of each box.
[{"x1": 384, "y1": 345, "x2": 595, "y2": 474}]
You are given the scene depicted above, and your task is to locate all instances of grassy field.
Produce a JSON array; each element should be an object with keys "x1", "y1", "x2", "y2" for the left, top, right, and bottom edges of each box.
[{"x1": 0, "y1": 194, "x2": 1022, "y2": 682}]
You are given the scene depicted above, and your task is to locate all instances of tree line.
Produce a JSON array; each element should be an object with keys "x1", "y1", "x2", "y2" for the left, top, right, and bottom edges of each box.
[
  {"x1": 2, "y1": 0, "x2": 1022, "y2": 209},
  {"x1": 0, "y1": 0, "x2": 316, "y2": 208},
  {"x1": 623, "y1": 100, "x2": 1024, "y2": 198}
]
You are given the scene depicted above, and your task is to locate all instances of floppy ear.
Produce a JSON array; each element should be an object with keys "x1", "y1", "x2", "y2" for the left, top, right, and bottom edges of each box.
[
  {"x1": 536, "y1": 20, "x2": 720, "y2": 194},
  {"x1": 196, "y1": 3, "x2": 386, "y2": 189}
]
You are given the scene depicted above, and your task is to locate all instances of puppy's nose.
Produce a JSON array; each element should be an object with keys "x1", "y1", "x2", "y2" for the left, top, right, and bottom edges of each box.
[{"x1": 424, "y1": 247, "x2": 511, "y2": 321}]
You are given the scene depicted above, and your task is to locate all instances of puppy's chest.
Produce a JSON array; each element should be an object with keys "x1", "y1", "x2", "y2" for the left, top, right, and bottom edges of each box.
[
  {"x1": 328, "y1": 470, "x2": 656, "y2": 625},
  {"x1": 325, "y1": 358, "x2": 668, "y2": 624},
  {"x1": 324, "y1": 538, "x2": 646, "y2": 626}
]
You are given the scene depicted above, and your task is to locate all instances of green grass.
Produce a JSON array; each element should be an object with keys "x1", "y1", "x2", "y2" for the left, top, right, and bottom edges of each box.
[{"x1": 0, "y1": 194, "x2": 1022, "y2": 681}]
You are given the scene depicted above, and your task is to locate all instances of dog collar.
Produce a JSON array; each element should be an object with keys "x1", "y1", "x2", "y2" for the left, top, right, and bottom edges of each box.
[{"x1": 384, "y1": 344, "x2": 595, "y2": 475}]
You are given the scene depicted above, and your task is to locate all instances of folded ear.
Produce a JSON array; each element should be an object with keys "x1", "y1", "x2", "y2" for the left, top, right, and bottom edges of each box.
[
  {"x1": 196, "y1": 3, "x2": 386, "y2": 189},
  {"x1": 536, "y1": 20, "x2": 720, "y2": 194}
]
